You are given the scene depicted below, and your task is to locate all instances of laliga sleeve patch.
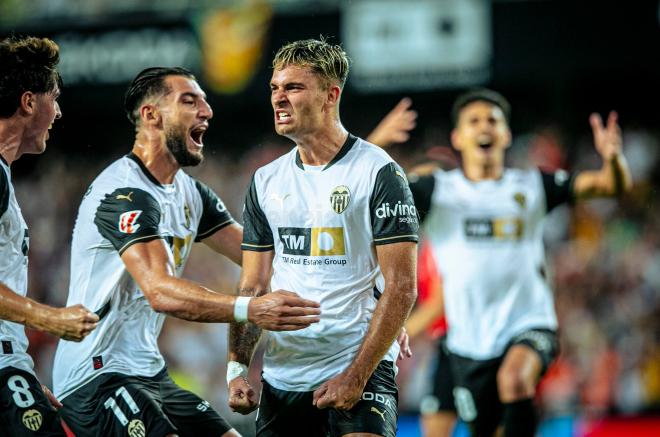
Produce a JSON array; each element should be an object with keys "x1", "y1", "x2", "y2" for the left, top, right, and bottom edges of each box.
[
  {"x1": 95, "y1": 188, "x2": 163, "y2": 254},
  {"x1": 118, "y1": 210, "x2": 143, "y2": 234}
]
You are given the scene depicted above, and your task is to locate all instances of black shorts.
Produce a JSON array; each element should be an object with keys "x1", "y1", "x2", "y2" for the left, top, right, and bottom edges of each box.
[
  {"x1": 448, "y1": 328, "x2": 558, "y2": 436},
  {"x1": 0, "y1": 367, "x2": 66, "y2": 436},
  {"x1": 419, "y1": 336, "x2": 455, "y2": 415},
  {"x1": 60, "y1": 367, "x2": 232, "y2": 437},
  {"x1": 256, "y1": 361, "x2": 398, "y2": 437}
]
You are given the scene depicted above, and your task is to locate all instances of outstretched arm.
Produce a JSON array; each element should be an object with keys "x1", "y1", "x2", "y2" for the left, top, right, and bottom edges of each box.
[
  {"x1": 366, "y1": 98, "x2": 417, "y2": 148},
  {"x1": 573, "y1": 111, "x2": 632, "y2": 199},
  {"x1": 122, "y1": 239, "x2": 319, "y2": 328},
  {"x1": 227, "y1": 249, "x2": 275, "y2": 414},
  {"x1": 313, "y1": 242, "x2": 417, "y2": 410},
  {"x1": 0, "y1": 283, "x2": 98, "y2": 341}
]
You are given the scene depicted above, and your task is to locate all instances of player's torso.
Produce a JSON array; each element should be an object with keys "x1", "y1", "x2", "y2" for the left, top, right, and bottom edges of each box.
[
  {"x1": 0, "y1": 163, "x2": 34, "y2": 373},
  {"x1": 425, "y1": 168, "x2": 556, "y2": 358},
  {"x1": 255, "y1": 139, "x2": 402, "y2": 390},
  {"x1": 54, "y1": 157, "x2": 205, "y2": 396}
]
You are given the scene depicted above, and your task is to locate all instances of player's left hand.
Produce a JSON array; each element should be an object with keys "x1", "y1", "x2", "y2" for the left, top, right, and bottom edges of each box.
[
  {"x1": 312, "y1": 371, "x2": 365, "y2": 410},
  {"x1": 41, "y1": 384, "x2": 63, "y2": 409},
  {"x1": 228, "y1": 376, "x2": 258, "y2": 415},
  {"x1": 397, "y1": 327, "x2": 412, "y2": 361},
  {"x1": 590, "y1": 111, "x2": 622, "y2": 160},
  {"x1": 366, "y1": 97, "x2": 417, "y2": 148}
]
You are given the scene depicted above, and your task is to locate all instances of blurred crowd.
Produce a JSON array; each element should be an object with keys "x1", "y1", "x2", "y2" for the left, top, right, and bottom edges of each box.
[{"x1": 16, "y1": 120, "x2": 659, "y2": 433}]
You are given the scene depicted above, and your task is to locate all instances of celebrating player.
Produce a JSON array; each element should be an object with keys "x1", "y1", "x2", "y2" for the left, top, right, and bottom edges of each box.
[
  {"x1": 52, "y1": 67, "x2": 321, "y2": 437},
  {"x1": 0, "y1": 35, "x2": 98, "y2": 437},
  {"x1": 226, "y1": 38, "x2": 419, "y2": 437},
  {"x1": 408, "y1": 88, "x2": 632, "y2": 437}
]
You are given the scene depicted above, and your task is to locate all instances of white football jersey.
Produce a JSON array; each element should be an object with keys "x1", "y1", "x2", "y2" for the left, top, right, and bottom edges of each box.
[
  {"x1": 242, "y1": 135, "x2": 418, "y2": 391},
  {"x1": 53, "y1": 154, "x2": 235, "y2": 399},
  {"x1": 0, "y1": 158, "x2": 34, "y2": 374},
  {"x1": 412, "y1": 168, "x2": 574, "y2": 359}
]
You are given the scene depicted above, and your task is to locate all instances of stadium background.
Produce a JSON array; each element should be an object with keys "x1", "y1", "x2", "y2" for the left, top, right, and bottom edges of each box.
[{"x1": 1, "y1": 0, "x2": 659, "y2": 435}]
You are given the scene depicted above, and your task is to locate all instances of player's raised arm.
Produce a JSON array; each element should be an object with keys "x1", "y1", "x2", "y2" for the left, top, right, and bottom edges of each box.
[
  {"x1": 573, "y1": 111, "x2": 632, "y2": 199},
  {"x1": 0, "y1": 284, "x2": 98, "y2": 341},
  {"x1": 366, "y1": 97, "x2": 417, "y2": 148}
]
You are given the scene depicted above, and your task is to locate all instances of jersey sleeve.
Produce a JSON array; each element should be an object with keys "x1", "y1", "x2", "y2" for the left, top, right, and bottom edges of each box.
[
  {"x1": 370, "y1": 162, "x2": 419, "y2": 245},
  {"x1": 0, "y1": 169, "x2": 9, "y2": 218},
  {"x1": 407, "y1": 174, "x2": 436, "y2": 223},
  {"x1": 94, "y1": 187, "x2": 163, "y2": 254},
  {"x1": 194, "y1": 180, "x2": 235, "y2": 242},
  {"x1": 241, "y1": 174, "x2": 274, "y2": 251},
  {"x1": 540, "y1": 169, "x2": 576, "y2": 212}
]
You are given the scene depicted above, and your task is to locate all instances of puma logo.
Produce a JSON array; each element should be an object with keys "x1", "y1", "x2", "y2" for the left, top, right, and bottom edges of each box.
[
  {"x1": 370, "y1": 406, "x2": 386, "y2": 421},
  {"x1": 270, "y1": 193, "x2": 291, "y2": 210},
  {"x1": 116, "y1": 192, "x2": 133, "y2": 202}
]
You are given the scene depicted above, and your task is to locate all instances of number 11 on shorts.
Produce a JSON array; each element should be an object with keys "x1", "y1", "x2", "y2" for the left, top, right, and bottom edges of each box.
[{"x1": 104, "y1": 386, "x2": 140, "y2": 425}]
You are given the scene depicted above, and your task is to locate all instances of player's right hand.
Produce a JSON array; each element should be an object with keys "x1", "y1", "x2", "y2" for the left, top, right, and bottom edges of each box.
[
  {"x1": 228, "y1": 376, "x2": 258, "y2": 415},
  {"x1": 249, "y1": 290, "x2": 320, "y2": 331},
  {"x1": 49, "y1": 305, "x2": 99, "y2": 341}
]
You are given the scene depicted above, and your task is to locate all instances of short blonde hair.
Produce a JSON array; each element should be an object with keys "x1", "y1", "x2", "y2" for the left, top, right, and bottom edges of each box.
[{"x1": 272, "y1": 38, "x2": 350, "y2": 89}]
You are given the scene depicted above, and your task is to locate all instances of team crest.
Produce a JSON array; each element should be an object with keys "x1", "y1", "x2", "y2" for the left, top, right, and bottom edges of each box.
[
  {"x1": 22, "y1": 409, "x2": 42, "y2": 431},
  {"x1": 513, "y1": 192, "x2": 526, "y2": 208},
  {"x1": 330, "y1": 185, "x2": 351, "y2": 214},
  {"x1": 128, "y1": 419, "x2": 146, "y2": 437},
  {"x1": 118, "y1": 210, "x2": 143, "y2": 234}
]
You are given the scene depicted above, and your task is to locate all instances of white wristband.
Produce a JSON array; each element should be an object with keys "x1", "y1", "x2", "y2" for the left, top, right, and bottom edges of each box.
[
  {"x1": 234, "y1": 296, "x2": 251, "y2": 323},
  {"x1": 226, "y1": 361, "x2": 248, "y2": 385}
]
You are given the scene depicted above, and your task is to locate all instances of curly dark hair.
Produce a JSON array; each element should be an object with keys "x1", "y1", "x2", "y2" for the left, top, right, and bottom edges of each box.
[{"x1": 0, "y1": 35, "x2": 62, "y2": 118}]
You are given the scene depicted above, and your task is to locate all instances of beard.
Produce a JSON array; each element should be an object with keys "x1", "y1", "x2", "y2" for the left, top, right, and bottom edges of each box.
[{"x1": 166, "y1": 124, "x2": 203, "y2": 167}]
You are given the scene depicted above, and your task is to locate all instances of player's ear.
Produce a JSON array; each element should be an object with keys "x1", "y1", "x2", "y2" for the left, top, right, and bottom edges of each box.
[
  {"x1": 19, "y1": 91, "x2": 35, "y2": 115},
  {"x1": 503, "y1": 127, "x2": 512, "y2": 149},
  {"x1": 450, "y1": 128, "x2": 462, "y2": 152},
  {"x1": 326, "y1": 85, "x2": 341, "y2": 107},
  {"x1": 140, "y1": 104, "x2": 161, "y2": 126}
]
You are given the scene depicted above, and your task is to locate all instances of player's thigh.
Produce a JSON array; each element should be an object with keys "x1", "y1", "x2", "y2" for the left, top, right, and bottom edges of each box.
[
  {"x1": 328, "y1": 361, "x2": 398, "y2": 437},
  {"x1": 448, "y1": 353, "x2": 502, "y2": 436},
  {"x1": 159, "y1": 374, "x2": 234, "y2": 436},
  {"x1": 0, "y1": 367, "x2": 66, "y2": 437},
  {"x1": 256, "y1": 379, "x2": 327, "y2": 437},
  {"x1": 60, "y1": 372, "x2": 177, "y2": 437}
]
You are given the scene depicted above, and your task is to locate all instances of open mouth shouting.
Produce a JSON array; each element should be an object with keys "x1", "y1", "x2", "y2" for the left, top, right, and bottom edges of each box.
[{"x1": 189, "y1": 124, "x2": 208, "y2": 149}]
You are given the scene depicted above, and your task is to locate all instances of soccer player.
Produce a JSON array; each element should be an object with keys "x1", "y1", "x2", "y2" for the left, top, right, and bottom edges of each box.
[
  {"x1": 0, "y1": 35, "x2": 99, "y2": 436},
  {"x1": 52, "y1": 67, "x2": 322, "y2": 437},
  {"x1": 408, "y1": 88, "x2": 632, "y2": 437},
  {"x1": 226, "y1": 39, "x2": 419, "y2": 437}
]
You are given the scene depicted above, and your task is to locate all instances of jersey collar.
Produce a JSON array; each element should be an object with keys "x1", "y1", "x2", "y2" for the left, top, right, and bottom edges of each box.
[
  {"x1": 294, "y1": 133, "x2": 358, "y2": 171},
  {"x1": 126, "y1": 153, "x2": 162, "y2": 187}
]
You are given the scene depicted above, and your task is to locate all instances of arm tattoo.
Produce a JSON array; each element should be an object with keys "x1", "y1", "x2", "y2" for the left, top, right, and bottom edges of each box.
[{"x1": 228, "y1": 286, "x2": 266, "y2": 365}]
